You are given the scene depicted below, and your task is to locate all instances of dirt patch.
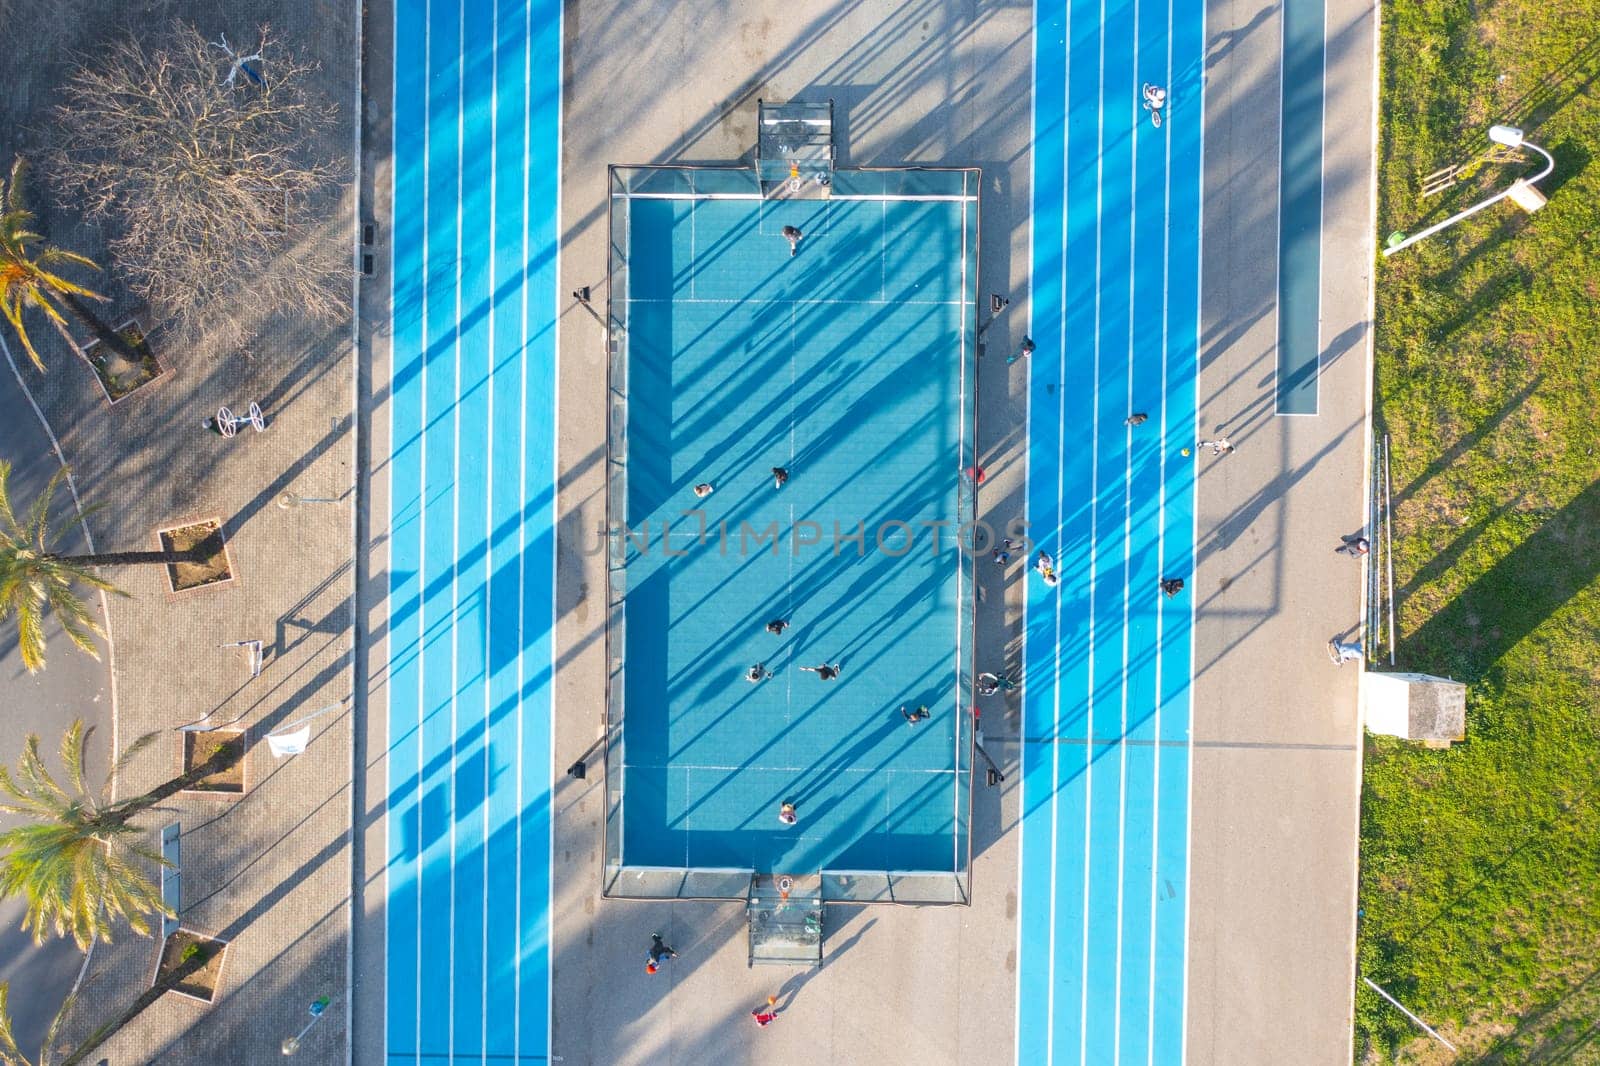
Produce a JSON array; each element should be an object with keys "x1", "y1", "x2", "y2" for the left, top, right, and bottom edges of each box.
[
  {"x1": 156, "y1": 930, "x2": 228, "y2": 1003},
  {"x1": 181, "y1": 729, "x2": 246, "y2": 794},
  {"x1": 158, "y1": 520, "x2": 231, "y2": 591},
  {"x1": 82, "y1": 318, "x2": 163, "y2": 402}
]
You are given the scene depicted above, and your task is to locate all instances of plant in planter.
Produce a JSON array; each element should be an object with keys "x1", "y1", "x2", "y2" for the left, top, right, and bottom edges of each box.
[
  {"x1": 156, "y1": 929, "x2": 228, "y2": 1003},
  {"x1": 0, "y1": 463, "x2": 224, "y2": 672},
  {"x1": 181, "y1": 730, "x2": 246, "y2": 794},
  {"x1": 81, "y1": 316, "x2": 164, "y2": 402}
]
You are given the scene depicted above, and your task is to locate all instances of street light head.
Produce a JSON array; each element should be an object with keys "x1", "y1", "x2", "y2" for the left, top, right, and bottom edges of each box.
[{"x1": 1488, "y1": 124, "x2": 1525, "y2": 148}]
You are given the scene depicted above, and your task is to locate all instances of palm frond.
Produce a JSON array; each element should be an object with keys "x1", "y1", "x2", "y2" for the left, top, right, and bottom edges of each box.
[
  {"x1": 0, "y1": 461, "x2": 20, "y2": 535},
  {"x1": 2, "y1": 159, "x2": 26, "y2": 217},
  {"x1": 0, "y1": 980, "x2": 34, "y2": 1066},
  {"x1": 102, "y1": 731, "x2": 161, "y2": 808}
]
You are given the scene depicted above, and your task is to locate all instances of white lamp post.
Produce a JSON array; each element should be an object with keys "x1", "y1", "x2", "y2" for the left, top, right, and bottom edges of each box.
[{"x1": 1383, "y1": 125, "x2": 1554, "y2": 256}]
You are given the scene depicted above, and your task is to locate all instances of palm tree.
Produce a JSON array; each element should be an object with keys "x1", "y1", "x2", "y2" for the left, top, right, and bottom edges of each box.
[
  {"x1": 0, "y1": 720, "x2": 243, "y2": 955},
  {"x1": 1, "y1": 461, "x2": 219, "y2": 673},
  {"x1": 0, "y1": 721, "x2": 171, "y2": 950},
  {"x1": 0, "y1": 158, "x2": 108, "y2": 372}
]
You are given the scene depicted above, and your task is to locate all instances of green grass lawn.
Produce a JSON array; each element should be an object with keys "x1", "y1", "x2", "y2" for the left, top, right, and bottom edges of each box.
[{"x1": 1359, "y1": 2, "x2": 1600, "y2": 1061}]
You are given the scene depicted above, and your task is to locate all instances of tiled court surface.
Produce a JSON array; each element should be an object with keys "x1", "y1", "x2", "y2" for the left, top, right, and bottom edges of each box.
[{"x1": 616, "y1": 189, "x2": 975, "y2": 877}]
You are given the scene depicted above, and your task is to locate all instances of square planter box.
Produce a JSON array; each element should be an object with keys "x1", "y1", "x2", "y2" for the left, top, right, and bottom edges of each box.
[
  {"x1": 180, "y1": 729, "x2": 247, "y2": 796},
  {"x1": 154, "y1": 929, "x2": 230, "y2": 1004},
  {"x1": 80, "y1": 316, "x2": 168, "y2": 404},
  {"x1": 157, "y1": 519, "x2": 234, "y2": 593}
]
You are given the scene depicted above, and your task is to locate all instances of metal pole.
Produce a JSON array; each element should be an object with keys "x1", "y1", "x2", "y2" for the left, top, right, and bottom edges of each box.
[
  {"x1": 281, "y1": 995, "x2": 331, "y2": 1055},
  {"x1": 1384, "y1": 435, "x2": 1396, "y2": 665},
  {"x1": 1361, "y1": 977, "x2": 1457, "y2": 1052},
  {"x1": 1383, "y1": 140, "x2": 1555, "y2": 256}
]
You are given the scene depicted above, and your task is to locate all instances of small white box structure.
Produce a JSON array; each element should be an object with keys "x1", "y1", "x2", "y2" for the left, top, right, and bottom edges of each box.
[
  {"x1": 1363, "y1": 672, "x2": 1467, "y2": 748},
  {"x1": 1507, "y1": 178, "x2": 1548, "y2": 214}
]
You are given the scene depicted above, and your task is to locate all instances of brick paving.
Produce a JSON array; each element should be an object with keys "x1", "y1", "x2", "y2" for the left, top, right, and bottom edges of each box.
[{"x1": 0, "y1": 1, "x2": 361, "y2": 1061}]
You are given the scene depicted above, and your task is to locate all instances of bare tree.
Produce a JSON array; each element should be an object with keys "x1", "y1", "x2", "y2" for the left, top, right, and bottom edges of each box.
[{"x1": 46, "y1": 23, "x2": 345, "y2": 351}]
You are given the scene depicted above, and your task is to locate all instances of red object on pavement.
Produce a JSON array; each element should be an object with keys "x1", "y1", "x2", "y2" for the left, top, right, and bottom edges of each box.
[{"x1": 752, "y1": 1009, "x2": 777, "y2": 1027}]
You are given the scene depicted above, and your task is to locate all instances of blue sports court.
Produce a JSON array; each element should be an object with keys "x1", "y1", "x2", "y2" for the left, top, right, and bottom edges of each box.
[{"x1": 606, "y1": 166, "x2": 979, "y2": 893}]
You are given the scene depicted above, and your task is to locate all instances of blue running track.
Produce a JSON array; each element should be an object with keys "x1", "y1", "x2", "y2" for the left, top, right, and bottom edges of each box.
[
  {"x1": 387, "y1": 0, "x2": 561, "y2": 1062},
  {"x1": 1018, "y1": 0, "x2": 1204, "y2": 1061}
]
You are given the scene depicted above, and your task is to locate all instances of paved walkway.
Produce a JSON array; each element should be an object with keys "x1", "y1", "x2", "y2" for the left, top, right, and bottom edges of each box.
[
  {"x1": 1184, "y1": 0, "x2": 1376, "y2": 1060},
  {"x1": 0, "y1": 4, "x2": 362, "y2": 1061}
]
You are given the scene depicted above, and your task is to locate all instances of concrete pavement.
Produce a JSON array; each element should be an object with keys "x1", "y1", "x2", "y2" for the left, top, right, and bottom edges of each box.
[{"x1": 1184, "y1": 0, "x2": 1376, "y2": 1061}]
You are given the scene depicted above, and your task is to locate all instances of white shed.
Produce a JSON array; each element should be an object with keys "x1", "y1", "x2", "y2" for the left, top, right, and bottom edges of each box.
[{"x1": 1363, "y1": 672, "x2": 1467, "y2": 747}]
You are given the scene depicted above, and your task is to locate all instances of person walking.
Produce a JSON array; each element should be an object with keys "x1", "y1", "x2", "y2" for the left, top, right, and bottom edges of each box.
[
  {"x1": 772, "y1": 466, "x2": 789, "y2": 488},
  {"x1": 800, "y1": 663, "x2": 840, "y2": 680},
  {"x1": 1008, "y1": 337, "x2": 1036, "y2": 365},
  {"x1": 1196, "y1": 438, "x2": 1233, "y2": 457},
  {"x1": 1335, "y1": 534, "x2": 1370, "y2": 557},
  {"x1": 900, "y1": 704, "x2": 931, "y2": 725},
  {"x1": 765, "y1": 619, "x2": 789, "y2": 635},
  {"x1": 1125, "y1": 412, "x2": 1149, "y2": 426},
  {"x1": 646, "y1": 933, "x2": 678, "y2": 974},
  {"x1": 752, "y1": 995, "x2": 780, "y2": 1026},
  {"x1": 1160, "y1": 577, "x2": 1185, "y2": 597},
  {"x1": 991, "y1": 545, "x2": 1011, "y2": 566},
  {"x1": 746, "y1": 663, "x2": 770, "y2": 683},
  {"x1": 1328, "y1": 639, "x2": 1364, "y2": 666},
  {"x1": 977, "y1": 671, "x2": 1017, "y2": 695},
  {"x1": 781, "y1": 225, "x2": 803, "y2": 257},
  {"x1": 777, "y1": 802, "x2": 798, "y2": 826}
]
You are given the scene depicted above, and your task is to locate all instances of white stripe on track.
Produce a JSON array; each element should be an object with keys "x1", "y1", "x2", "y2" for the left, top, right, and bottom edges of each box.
[
  {"x1": 1081, "y1": 1, "x2": 1109, "y2": 1060},
  {"x1": 482, "y1": 0, "x2": 500, "y2": 1057},
  {"x1": 1147, "y1": 2, "x2": 1175, "y2": 1061}
]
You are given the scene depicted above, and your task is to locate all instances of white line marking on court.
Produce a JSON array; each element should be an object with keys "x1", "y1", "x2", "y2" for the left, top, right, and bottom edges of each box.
[
  {"x1": 1148, "y1": 3, "x2": 1176, "y2": 1062},
  {"x1": 624, "y1": 297, "x2": 965, "y2": 306},
  {"x1": 382, "y1": 1, "x2": 402, "y2": 1061},
  {"x1": 880, "y1": 197, "x2": 887, "y2": 301},
  {"x1": 1115, "y1": 9, "x2": 1141, "y2": 1058},
  {"x1": 411, "y1": 3, "x2": 433, "y2": 1061},
  {"x1": 1312, "y1": 0, "x2": 1330, "y2": 419},
  {"x1": 1016, "y1": 0, "x2": 1041, "y2": 1051},
  {"x1": 515, "y1": 0, "x2": 534, "y2": 1053},
  {"x1": 1082, "y1": 4, "x2": 1109, "y2": 1060},
  {"x1": 953, "y1": 182, "x2": 970, "y2": 869},
  {"x1": 1042, "y1": 17, "x2": 1069, "y2": 1060},
  {"x1": 608, "y1": 191, "x2": 978, "y2": 202},
  {"x1": 549, "y1": 2, "x2": 567, "y2": 1056},
  {"x1": 448, "y1": 0, "x2": 466, "y2": 1053},
  {"x1": 482, "y1": 0, "x2": 499, "y2": 1056}
]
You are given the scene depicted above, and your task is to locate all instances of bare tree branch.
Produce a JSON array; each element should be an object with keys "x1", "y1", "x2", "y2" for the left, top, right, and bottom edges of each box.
[{"x1": 46, "y1": 22, "x2": 345, "y2": 351}]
